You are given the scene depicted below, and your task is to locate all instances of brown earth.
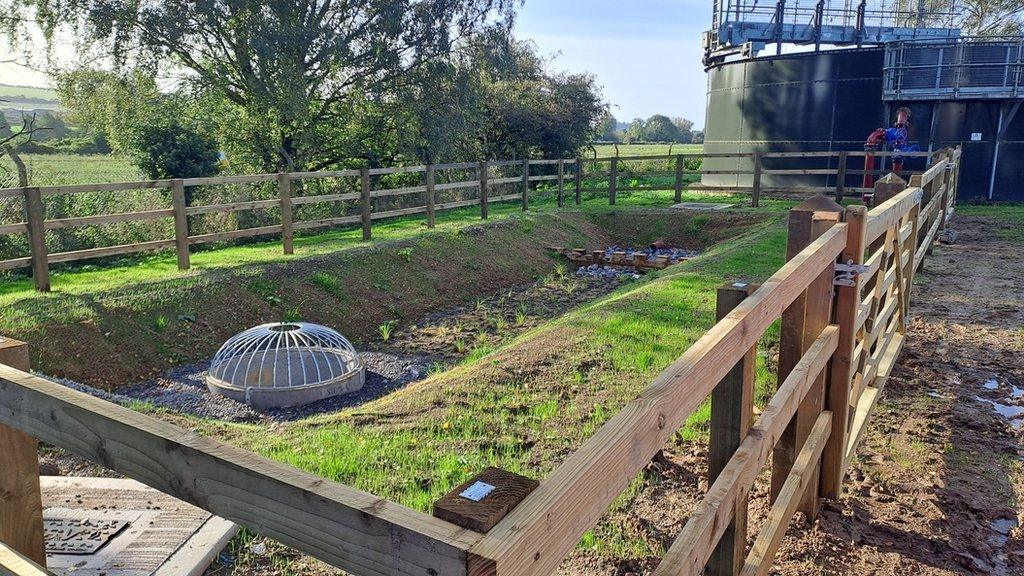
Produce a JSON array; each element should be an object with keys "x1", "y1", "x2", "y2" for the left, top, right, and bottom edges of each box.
[
  {"x1": 559, "y1": 214, "x2": 1024, "y2": 575},
  {"x1": 8, "y1": 210, "x2": 753, "y2": 390}
]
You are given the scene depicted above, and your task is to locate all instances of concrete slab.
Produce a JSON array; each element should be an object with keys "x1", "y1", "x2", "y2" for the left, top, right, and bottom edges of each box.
[
  {"x1": 40, "y1": 477, "x2": 238, "y2": 576},
  {"x1": 672, "y1": 202, "x2": 734, "y2": 211}
]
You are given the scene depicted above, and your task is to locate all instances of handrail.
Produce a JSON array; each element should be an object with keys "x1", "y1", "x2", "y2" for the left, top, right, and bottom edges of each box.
[
  {"x1": 0, "y1": 364, "x2": 481, "y2": 576},
  {"x1": 468, "y1": 224, "x2": 848, "y2": 575}
]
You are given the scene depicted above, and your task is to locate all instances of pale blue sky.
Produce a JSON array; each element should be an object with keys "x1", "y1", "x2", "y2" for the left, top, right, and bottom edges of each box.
[
  {"x1": 516, "y1": 0, "x2": 711, "y2": 128},
  {"x1": 1, "y1": 0, "x2": 713, "y2": 128}
]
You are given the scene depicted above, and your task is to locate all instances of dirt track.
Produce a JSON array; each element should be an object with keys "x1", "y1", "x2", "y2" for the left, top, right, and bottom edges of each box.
[
  {"x1": 559, "y1": 213, "x2": 1024, "y2": 576},
  {"x1": 765, "y1": 214, "x2": 1024, "y2": 574}
]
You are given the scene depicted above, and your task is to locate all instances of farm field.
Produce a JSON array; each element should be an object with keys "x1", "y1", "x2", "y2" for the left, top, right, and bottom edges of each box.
[
  {"x1": 591, "y1": 143, "x2": 703, "y2": 157},
  {"x1": 0, "y1": 153, "x2": 142, "y2": 188}
]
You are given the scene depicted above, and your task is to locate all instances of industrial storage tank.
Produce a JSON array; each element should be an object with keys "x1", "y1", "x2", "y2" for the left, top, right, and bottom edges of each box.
[{"x1": 699, "y1": 1, "x2": 1024, "y2": 201}]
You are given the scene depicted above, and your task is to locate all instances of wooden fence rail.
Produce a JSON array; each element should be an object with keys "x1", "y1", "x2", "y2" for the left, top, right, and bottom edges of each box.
[
  {"x1": 1, "y1": 148, "x2": 960, "y2": 576},
  {"x1": 0, "y1": 149, "x2": 938, "y2": 292}
]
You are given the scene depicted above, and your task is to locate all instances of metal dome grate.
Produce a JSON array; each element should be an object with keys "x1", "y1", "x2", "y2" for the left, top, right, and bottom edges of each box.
[{"x1": 206, "y1": 322, "x2": 365, "y2": 409}]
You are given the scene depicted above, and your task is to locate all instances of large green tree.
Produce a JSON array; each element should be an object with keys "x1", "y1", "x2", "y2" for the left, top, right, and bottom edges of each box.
[{"x1": 2, "y1": 0, "x2": 516, "y2": 171}]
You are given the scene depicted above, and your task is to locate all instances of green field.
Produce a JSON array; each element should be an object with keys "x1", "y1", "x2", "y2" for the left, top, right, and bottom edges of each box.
[
  {"x1": 590, "y1": 143, "x2": 703, "y2": 157},
  {"x1": 1, "y1": 154, "x2": 142, "y2": 189},
  {"x1": 0, "y1": 84, "x2": 58, "y2": 101}
]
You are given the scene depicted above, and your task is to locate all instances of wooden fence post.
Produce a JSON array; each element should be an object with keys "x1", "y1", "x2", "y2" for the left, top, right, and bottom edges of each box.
[
  {"x1": 751, "y1": 152, "x2": 763, "y2": 208},
  {"x1": 835, "y1": 151, "x2": 848, "y2": 203},
  {"x1": 170, "y1": 179, "x2": 190, "y2": 271},
  {"x1": 521, "y1": 159, "x2": 530, "y2": 211},
  {"x1": 938, "y1": 152, "x2": 951, "y2": 232},
  {"x1": 821, "y1": 204, "x2": 866, "y2": 499},
  {"x1": 771, "y1": 195, "x2": 840, "y2": 520},
  {"x1": 0, "y1": 338, "x2": 45, "y2": 566},
  {"x1": 360, "y1": 168, "x2": 372, "y2": 241},
  {"x1": 23, "y1": 187, "x2": 49, "y2": 292},
  {"x1": 557, "y1": 159, "x2": 565, "y2": 208},
  {"x1": 674, "y1": 155, "x2": 684, "y2": 203},
  {"x1": 574, "y1": 158, "x2": 582, "y2": 205},
  {"x1": 609, "y1": 157, "x2": 618, "y2": 205},
  {"x1": 278, "y1": 173, "x2": 294, "y2": 255},
  {"x1": 479, "y1": 161, "x2": 489, "y2": 220},
  {"x1": 707, "y1": 283, "x2": 757, "y2": 576},
  {"x1": 426, "y1": 165, "x2": 436, "y2": 228}
]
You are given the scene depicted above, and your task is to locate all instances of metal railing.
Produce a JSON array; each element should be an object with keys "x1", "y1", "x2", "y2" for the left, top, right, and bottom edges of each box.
[
  {"x1": 706, "y1": 0, "x2": 960, "y2": 60},
  {"x1": 883, "y1": 36, "x2": 1024, "y2": 100}
]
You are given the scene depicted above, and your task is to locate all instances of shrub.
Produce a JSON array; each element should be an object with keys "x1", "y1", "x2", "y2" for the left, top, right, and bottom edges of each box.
[{"x1": 130, "y1": 121, "x2": 220, "y2": 182}]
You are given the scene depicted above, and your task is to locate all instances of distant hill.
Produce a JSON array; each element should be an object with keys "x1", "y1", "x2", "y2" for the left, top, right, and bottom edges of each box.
[{"x1": 0, "y1": 84, "x2": 61, "y2": 111}]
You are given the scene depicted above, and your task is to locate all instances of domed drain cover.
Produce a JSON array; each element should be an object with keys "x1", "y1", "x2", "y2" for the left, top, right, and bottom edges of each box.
[{"x1": 206, "y1": 322, "x2": 365, "y2": 409}]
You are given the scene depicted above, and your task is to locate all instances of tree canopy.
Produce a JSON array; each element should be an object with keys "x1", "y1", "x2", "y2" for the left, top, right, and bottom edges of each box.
[{"x1": 2, "y1": 0, "x2": 612, "y2": 172}]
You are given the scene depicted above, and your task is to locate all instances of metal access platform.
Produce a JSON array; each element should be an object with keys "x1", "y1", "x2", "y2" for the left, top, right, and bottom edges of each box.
[
  {"x1": 883, "y1": 37, "x2": 1024, "y2": 101},
  {"x1": 704, "y1": 0, "x2": 961, "y2": 65}
]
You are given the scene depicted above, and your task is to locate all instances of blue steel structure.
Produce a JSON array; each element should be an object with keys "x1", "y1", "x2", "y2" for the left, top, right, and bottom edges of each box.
[
  {"x1": 704, "y1": 0, "x2": 960, "y2": 66},
  {"x1": 700, "y1": 2, "x2": 1024, "y2": 201}
]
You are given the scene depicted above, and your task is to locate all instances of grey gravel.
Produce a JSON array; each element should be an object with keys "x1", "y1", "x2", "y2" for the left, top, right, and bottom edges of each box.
[{"x1": 41, "y1": 351, "x2": 434, "y2": 423}]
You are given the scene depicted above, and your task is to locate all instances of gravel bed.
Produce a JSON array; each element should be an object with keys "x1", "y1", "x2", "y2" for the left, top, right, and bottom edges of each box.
[{"x1": 42, "y1": 351, "x2": 433, "y2": 423}]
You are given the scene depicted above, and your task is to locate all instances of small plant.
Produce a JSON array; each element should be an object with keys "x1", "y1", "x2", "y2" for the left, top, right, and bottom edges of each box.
[
  {"x1": 154, "y1": 315, "x2": 168, "y2": 332},
  {"x1": 378, "y1": 320, "x2": 398, "y2": 342},
  {"x1": 554, "y1": 262, "x2": 567, "y2": 279},
  {"x1": 397, "y1": 247, "x2": 413, "y2": 262},
  {"x1": 282, "y1": 307, "x2": 302, "y2": 323},
  {"x1": 515, "y1": 305, "x2": 527, "y2": 327},
  {"x1": 453, "y1": 338, "x2": 468, "y2": 354},
  {"x1": 475, "y1": 298, "x2": 486, "y2": 312},
  {"x1": 311, "y1": 272, "x2": 342, "y2": 296},
  {"x1": 492, "y1": 315, "x2": 508, "y2": 332}
]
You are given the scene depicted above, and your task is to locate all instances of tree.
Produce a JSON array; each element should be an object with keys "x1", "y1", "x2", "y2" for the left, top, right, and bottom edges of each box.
[
  {"x1": 1, "y1": 109, "x2": 52, "y2": 186},
  {"x1": 597, "y1": 111, "x2": 619, "y2": 142},
  {"x1": 671, "y1": 116, "x2": 694, "y2": 144},
  {"x1": 131, "y1": 121, "x2": 220, "y2": 181},
  {"x1": 643, "y1": 114, "x2": 681, "y2": 143},
  {"x1": 4, "y1": 0, "x2": 516, "y2": 171},
  {"x1": 55, "y1": 69, "x2": 169, "y2": 155},
  {"x1": 960, "y1": 0, "x2": 1024, "y2": 34},
  {"x1": 625, "y1": 118, "x2": 646, "y2": 143},
  {"x1": 692, "y1": 130, "x2": 705, "y2": 144}
]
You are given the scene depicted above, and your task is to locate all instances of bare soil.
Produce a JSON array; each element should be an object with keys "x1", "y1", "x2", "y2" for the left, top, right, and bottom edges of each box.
[{"x1": 559, "y1": 214, "x2": 1024, "y2": 575}]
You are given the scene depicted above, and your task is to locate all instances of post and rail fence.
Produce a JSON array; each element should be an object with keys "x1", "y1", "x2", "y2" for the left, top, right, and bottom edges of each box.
[
  {"x1": 0, "y1": 147, "x2": 961, "y2": 575},
  {"x1": 0, "y1": 149, "x2": 939, "y2": 292}
]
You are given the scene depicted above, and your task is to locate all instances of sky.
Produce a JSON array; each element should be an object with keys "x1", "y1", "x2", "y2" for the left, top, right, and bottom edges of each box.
[
  {"x1": 0, "y1": 0, "x2": 713, "y2": 128},
  {"x1": 514, "y1": 0, "x2": 711, "y2": 127}
]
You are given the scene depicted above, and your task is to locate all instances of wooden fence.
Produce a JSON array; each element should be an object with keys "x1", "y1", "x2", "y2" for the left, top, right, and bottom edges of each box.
[
  {"x1": 0, "y1": 146, "x2": 962, "y2": 575},
  {"x1": 0, "y1": 150, "x2": 939, "y2": 292}
]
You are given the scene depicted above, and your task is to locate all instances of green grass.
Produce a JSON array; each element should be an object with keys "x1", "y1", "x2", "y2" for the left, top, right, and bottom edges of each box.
[
  {"x1": 958, "y1": 203, "x2": 1024, "y2": 242},
  {"x1": 0, "y1": 84, "x2": 58, "y2": 101},
  {"x1": 0, "y1": 187, "x2": 778, "y2": 307},
  {"x1": 591, "y1": 143, "x2": 703, "y2": 157},
  {"x1": 2, "y1": 154, "x2": 143, "y2": 188},
  {"x1": 179, "y1": 210, "x2": 791, "y2": 561}
]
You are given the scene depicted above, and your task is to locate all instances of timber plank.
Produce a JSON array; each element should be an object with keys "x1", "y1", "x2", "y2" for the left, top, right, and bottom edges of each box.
[
  {"x1": 0, "y1": 365, "x2": 479, "y2": 576},
  {"x1": 739, "y1": 413, "x2": 832, "y2": 576},
  {"x1": 469, "y1": 226, "x2": 847, "y2": 576},
  {"x1": 653, "y1": 327, "x2": 840, "y2": 576}
]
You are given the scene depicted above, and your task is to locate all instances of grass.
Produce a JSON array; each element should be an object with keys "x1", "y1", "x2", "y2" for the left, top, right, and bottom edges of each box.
[
  {"x1": 0, "y1": 186, "x2": 779, "y2": 307},
  {"x1": 2, "y1": 154, "x2": 143, "y2": 188},
  {"x1": 590, "y1": 143, "x2": 703, "y2": 157},
  {"x1": 958, "y1": 203, "x2": 1024, "y2": 243},
  {"x1": 0, "y1": 84, "x2": 58, "y2": 101},
  {"x1": 176, "y1": 209, "x2": 791, "y2": 563}
]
